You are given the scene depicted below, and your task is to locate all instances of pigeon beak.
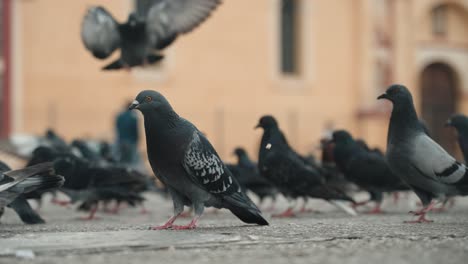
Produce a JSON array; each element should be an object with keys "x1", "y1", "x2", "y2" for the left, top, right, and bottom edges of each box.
[
  {"x1": 377, "y1": 93, "x2": 388, "y2": 100},
  {"x1": 129, "y1": 100, "x2": 140, "y2": 110},
  {"x1": 254, "y1": 124, "x2": 261, "y2": 129}
]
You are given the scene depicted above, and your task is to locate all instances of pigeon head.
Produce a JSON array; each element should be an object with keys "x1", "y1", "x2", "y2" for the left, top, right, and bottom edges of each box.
[
  {"x1": 233, "y1": 147, "x2": 247, "y2": 157},
  {"x1": 377, "y1": 84, "x2": 413, "y2": 106},
  {"x1": 446, "y1": 114, "x2": 468, "y2": 131},
  {"x1": 127, "y1": 13, "x2": 139, "y2": 27},
  {"x1": 53, "y1": 156, "x2": 76, "y2": 176},
  {"x1": 332, "y1": 130, "x2": 353, "y2": 144},
  {"x1": 129, "y1": 90, "x2": 174, "y2": 114},
  {"x1": 255, "y1": 115, "x2": 278, "y2": 130}
]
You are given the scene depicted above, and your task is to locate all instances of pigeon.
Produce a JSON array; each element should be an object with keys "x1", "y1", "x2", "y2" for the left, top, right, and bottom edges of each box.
[
  {"x1": 255, "y1": 115, "x2": 356, "y2": 217},
  {"x1": 81, "y1": 0, "x2": 222, "y2": 70},
  {"x1": 0, "y1": 161, "x2": 64, "y2": 224},
  {"x1": 446, "y1": 114, "x2": 468, "y2": 163},
  {"x1": 378, "y1": 84, "x2": 468, "y2": 223},
  {"x1": 332, "y1": 130, "x2": 409, "y2": 213},
  {"x1": 53, "y1": 155, "x2": 149, "y2": 219},
  {"x1": 226, "y1": 147, "x2": 277, "y2": 207},
  {"x1": 129, "y1": 90, "x2": 268, "y2": 229}
]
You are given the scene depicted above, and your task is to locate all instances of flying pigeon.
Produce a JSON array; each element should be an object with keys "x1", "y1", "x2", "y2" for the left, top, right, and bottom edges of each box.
[
  {"x1": 129, "y1": 90, "x2": 268, "y2": 229},
  {"x1": 256, "y1": 115, "x2": 356, "y2": 217},
  {"x1": 332, "y1": 130, "x2": 409, "y2": 213},
  {"x1": 446, "y1": 114, "x2": 468, "y2": 163},
  {"x1": 378, "y1": 84, "x2": 468, "y2": 223},
  {"x1": 81, "y1": 0, "x2": 222, "y2": 70}
]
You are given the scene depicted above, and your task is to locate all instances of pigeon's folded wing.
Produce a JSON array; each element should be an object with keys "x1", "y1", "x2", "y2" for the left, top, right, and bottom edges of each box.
[
  {"x1": 146, "y1": 0, "x2": 221, "y2": 49},
  {"x1": 182, "y1": 131, "x2": 240, "y2": 195},
  {"x1": 412, "y1": 134, "x2": 467, "y2": 184},
  {"x1": 81, "y1": 6, "x2": 120, "y2": 59}
]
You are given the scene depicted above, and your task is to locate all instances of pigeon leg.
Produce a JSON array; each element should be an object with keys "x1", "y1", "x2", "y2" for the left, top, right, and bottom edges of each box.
[
  {"x1": 405, "y1": 200, "x2": 436, "y2": 223},
  {"x1": 171, "y1": 216, "x2": 200, "y2": 230},
  {"x1": 51, "y1": 197, "x2": 70, "y2": 207},
  {"x1": 151, "y1": 189, "x2": 184, "y2": 230},
  {"x1": 273, "y1": 199, "x2": 297, "y2": 218},
  {"x1": 299, "y1": 198, "x2": 314, "y2": 213},
  {"x1": 80, "y1": 204, "x2": 99, "y2": 221},
  {"x1": 365, "y1": 202, "x2": 384, "y2": 214},
  {"x1": 392, "y1": 192, "x2": 400, "y2": 205},
  {"x1": 352, "y1": 200, "x2": 370, "y2": 209},
  {"x1": 150, "y1": 214, "x2": 180, "y2": 230},
  {"x1": 171, "y1": 203, "x2": 204, "y2": 230}
]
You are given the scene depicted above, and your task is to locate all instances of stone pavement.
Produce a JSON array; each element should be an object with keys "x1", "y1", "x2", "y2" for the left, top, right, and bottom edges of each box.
[{"x1": 0, "y1": 193, "x2": 467, "y2": 264}]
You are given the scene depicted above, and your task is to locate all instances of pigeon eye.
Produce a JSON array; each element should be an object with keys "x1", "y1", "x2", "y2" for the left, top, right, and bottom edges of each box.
[{"x1": 145, "y1": 96, "x2": 152, "y2": 102}]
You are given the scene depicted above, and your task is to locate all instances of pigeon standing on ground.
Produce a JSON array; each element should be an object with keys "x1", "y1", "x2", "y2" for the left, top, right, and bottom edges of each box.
[
  {"x1": 81, "y1": 0, "x2": 222, "y2": 70},
  {"x1": 332, "y1": 130, "x2": 409, "y2": 213},
  {"x1": 226, "y1": 147, "x2": 277, "y2": 207},
  {"x1": 446, "y1": 114, "x2": 468, "y2": 163},
  {"x1": 378, "y1": 84, "x2": 468, "y2": 223},
  {"x1": 129, "y1": 90, "x2": 268, "y2": 229},
  {"x1": 256, "y1": 116, "x2": 356, "y2": 217},
  {"x1": 0, "y1": 161, "x2": 64, "y2": 224}
]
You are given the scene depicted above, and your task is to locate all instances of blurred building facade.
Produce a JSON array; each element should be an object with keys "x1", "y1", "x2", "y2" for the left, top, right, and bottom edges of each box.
[{"x1": 1, "y1": 0, "x2": 468, "y2": 160}]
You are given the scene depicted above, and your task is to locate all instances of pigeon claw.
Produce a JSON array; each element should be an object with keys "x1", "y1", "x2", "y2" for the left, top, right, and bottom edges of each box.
[
  {"x1": 404, "y1": 213, "x2": 433, "y2": 224},
  {"x1": 272, "y1": 208, "x2": 296, "y2": 218},
  {"x1": 365, "y1": 204, "x2": 384, "y2": 214},
  {"x1": 171, "y1": 224, "x2": 197, "y2": 230},
  {"x1": 150, "y1": 224, "x2": 173, "y2": 230}
]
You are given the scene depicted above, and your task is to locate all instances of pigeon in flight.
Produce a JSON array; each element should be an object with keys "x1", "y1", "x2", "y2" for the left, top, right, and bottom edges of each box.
[
  {"x1": 129, "y1": 90, "x2": 268, "y2": 229},
  {"x1": 81, "y1": 0, "x2": 222, "y2": 70},
  {"x1": 378, "y1": 84, "x2": 468, "y2": 223},
  {"x1": 446, "y1": 114, "x2": 468, "y2": 163}
]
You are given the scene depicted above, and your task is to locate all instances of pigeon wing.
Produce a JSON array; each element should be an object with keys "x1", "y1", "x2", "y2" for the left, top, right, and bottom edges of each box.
[
  {"x1": 411, "y1": 134, "x2": 467, "y2": 184},
  {"x1": 182, "y1": 131, "x2": 240, "y2": 195},
  {"x1": 81, "y1": 6, "x2": 120, "y2": 59},
  {"x1": 146, "y1": 0, "x2": 221, "y2": 49}
]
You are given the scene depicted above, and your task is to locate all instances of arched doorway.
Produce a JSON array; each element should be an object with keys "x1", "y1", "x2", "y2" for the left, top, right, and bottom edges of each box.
[{"x1": 421, "y1": 62, "x2": 458, "y2": 155}]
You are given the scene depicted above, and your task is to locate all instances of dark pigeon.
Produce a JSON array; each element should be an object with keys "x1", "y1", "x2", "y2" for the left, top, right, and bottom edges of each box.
[
  {"x1": 81, "y1": 0, "x2": 221, "y2": 70},
  {"x1": 54, "y1": 155, "x2": 149, "y2": 219},
  {"x1": 446, "y1": 114, "x2": 468, "y2": 163},
  {"x1": 129, "y1": 90, "x2": 268, "y2": 229},
  {"x1": 378, "y1": 84, "x2": 468, "y2": 223},
  {"x1": 0, "y1": 161, "x2": 64, "y2": 224},
  {"x1": 226, "y1": 147, "x2": 277, "y2": 206},
  {"x1": 255, "y1": 115, "x2": 356, "y2": 217},
  {"x1": 332, "y1": 130, "x2": 409, "y2": 213}
]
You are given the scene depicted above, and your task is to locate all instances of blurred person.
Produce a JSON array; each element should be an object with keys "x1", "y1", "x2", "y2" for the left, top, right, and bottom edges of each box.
[{"x1": 115, "y1": 101, "x2": 140, "y2": 166}]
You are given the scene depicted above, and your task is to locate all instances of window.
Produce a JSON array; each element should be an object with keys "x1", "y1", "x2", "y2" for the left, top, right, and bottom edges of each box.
[
  {"x1": 432, "y1": 5, "x2": 447, "y2": 36},
  {"x1": 280, "y1": 0, "x2": 300, "y2": 75}
]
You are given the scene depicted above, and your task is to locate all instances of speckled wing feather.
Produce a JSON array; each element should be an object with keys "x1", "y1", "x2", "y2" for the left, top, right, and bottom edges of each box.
[{"x1": 182, "y1": 131, "x2": 240, "y2": 195}]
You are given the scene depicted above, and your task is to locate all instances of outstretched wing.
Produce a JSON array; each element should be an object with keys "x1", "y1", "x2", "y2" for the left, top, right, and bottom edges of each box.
[
  {"x1": 411, "y1": 134, "x2": 467, "y2": 184},
  {"x1": 146, "y1": 0, "x2": 221, "y2": 49},
  {"x1": 182, "y1": 131, "x2": 240, "y2": 196},
  {"x1": 81, "y1": 6, "x2": 121, "y2": 59}
]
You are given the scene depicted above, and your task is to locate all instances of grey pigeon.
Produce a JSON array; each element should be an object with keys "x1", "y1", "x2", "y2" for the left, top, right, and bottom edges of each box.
[
  {"x1": 378, "y1": 84, "x2": 468, "y2": 223},
  {"x1": 129, "y1": 90, "x2": 268, "y2": 229},
  {"x1": 0, "y1": 161, "x2": 64, "y2": 224},
  {"x1": 446, "y1": 114, "x2": 468, "y2": 163},
  {"x1": 81, "y1": 0, "x2": 221, "y2": 70}
]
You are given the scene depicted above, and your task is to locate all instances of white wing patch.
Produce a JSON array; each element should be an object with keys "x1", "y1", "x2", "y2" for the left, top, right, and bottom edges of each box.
[{"x1": 412, "y1": 134, "x2": 466, "y2": 184}]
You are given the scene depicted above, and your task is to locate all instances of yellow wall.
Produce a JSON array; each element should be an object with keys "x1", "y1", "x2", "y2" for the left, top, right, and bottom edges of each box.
[{"x1": 11, "y1": 0, "x2": 468, "y2": 161}]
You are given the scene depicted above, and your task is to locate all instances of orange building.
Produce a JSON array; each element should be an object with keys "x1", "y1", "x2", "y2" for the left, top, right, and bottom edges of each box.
[{"x1": 1, "y1": 0, "x2": 468, "y2": 161}]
